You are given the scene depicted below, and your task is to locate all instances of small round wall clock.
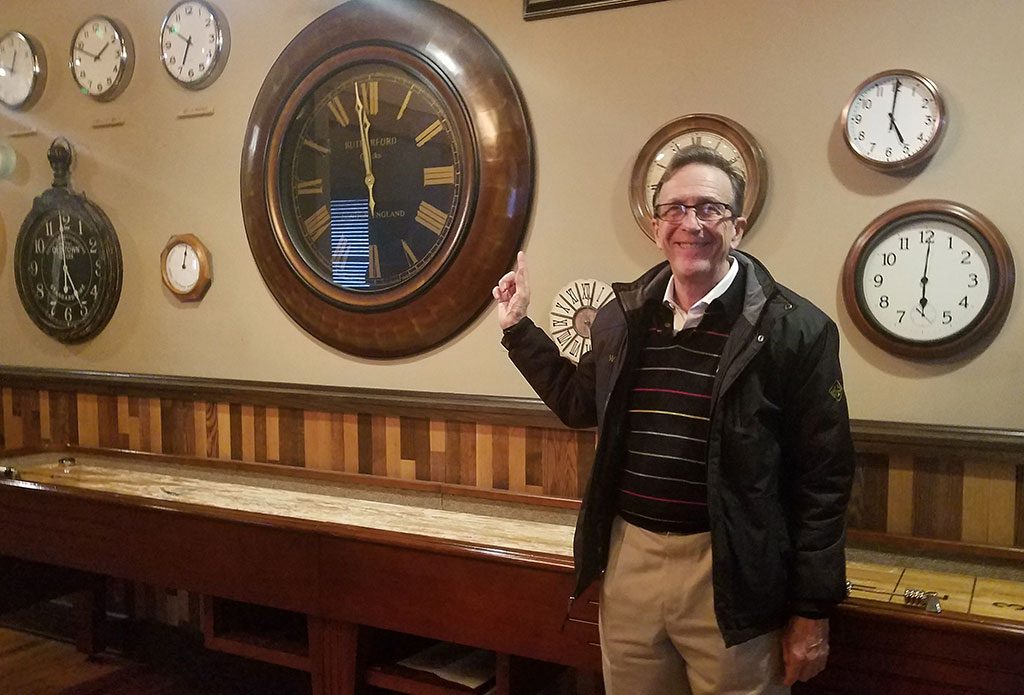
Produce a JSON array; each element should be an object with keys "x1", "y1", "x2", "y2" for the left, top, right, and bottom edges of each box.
[
  {"x1": 0, "y1": 31, "x2": 47, "y2": 110},
  {"x1": 161, "y1": 234, "x2": 212, "y2": 301},
  {"x1": 240, "y1": 0, "x2": 532, "y2": 358},
  {"x1": 14, "y1": 139, "x2": 123, "y2": 343},
  {"x1": 69, "y1": 15, "x2": 134, "y2": 101},
  {"x1": 629, "y1": 113, "x2": 768, "y2": 242},
  {"x1": 842, "y1": 200, "x2": 1014, "y2": 359},
  {"x1": 842, "y1": 69, "x2": 946, "y2": 171},
  {"x1": 159, "y1": 0, "x2": 230, "y2": 89},
  {"x1": 549, "y1": 278, "x2": 614, "y2": 364}
]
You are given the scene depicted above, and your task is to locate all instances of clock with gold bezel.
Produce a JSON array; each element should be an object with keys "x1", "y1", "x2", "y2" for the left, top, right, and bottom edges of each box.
[
  {"x1": 241, "y1": 0, "x2": 532, "y2": 358},
  {"x1": 630, "y1": 113, "x2": 768, "y2": 242}
]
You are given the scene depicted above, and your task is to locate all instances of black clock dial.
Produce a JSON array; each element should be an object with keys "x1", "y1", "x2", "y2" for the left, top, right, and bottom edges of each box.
[
  {"x1": 15, "y1": 199, "x2": 122, "y2": 343},
  {"x1": 277, "y1": 61, "x2": 464, "y2": 303},
  {"x1": 15, "y1": 138, "x2": 121, "y2": 344}
]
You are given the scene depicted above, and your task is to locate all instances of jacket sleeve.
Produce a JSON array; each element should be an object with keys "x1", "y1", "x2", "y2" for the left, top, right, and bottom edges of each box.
[
  {"x1": 501, "y1": 318, "x2": 598, "y2": 429},
  {"x1": 780, "y1": 319, "x2": 855, "y2": 618}
]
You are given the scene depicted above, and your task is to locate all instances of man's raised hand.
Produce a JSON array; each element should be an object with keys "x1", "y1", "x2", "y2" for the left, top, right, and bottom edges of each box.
[{"x1": 493, "y1": 251, "x2": 530, "y2": 330}]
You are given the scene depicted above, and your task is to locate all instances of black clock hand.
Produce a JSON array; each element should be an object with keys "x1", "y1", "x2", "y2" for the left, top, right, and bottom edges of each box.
[
  {"x1": 9, "y1": 49, "x2": 16, "y2": 73},
  {"x1": 888, "y1": 114, "x2": 905, "y2": 144},
  {"x1": 77, "y1": 46, "x2": 99, "y2": 60},
  {"x1": 182, "y1": 247, "x2": 188, "y2": 270},
  {"x1": 95, "y1": 41, "x2": 110, "y2": 61},
  {"x1": 181, "y1": 35, "x2": 193, "y2": 67},
  {"x1": 919, "y1": 240, "x2": 931, "y2": 308}
]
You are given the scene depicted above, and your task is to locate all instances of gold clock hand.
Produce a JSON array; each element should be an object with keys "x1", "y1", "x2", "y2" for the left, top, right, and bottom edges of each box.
[{"x1": 354, "y1": 83, "x2": 376, "y2": 217}]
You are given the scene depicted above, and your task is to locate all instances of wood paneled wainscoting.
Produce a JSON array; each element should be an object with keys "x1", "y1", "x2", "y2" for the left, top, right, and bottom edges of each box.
[{"x1": 2, "y1": 367, "x2": 1023, "y2": 550}]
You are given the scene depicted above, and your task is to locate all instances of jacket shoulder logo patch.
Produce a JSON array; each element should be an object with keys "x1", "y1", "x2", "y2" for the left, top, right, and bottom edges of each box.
[{"x1": 829, "y1": 381, "x2": 844, "y2": 401}]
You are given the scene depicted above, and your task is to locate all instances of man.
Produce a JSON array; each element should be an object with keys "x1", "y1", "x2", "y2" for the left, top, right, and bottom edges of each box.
[{"x1": 493, "y1": 146, "x2": 855, "y2": 694}]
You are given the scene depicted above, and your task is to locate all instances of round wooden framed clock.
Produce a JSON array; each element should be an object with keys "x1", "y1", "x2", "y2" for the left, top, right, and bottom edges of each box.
[
  {"x1": 240, "y1": 0, "x2": 533, "y2": 358},
  {"x1": 14, "y1": 139, "x2": 123, "y2": 343},
  {"x1": 842, "y1": 200, "x2": 1014, "y2": 359},
  {"x1": 629, "y1": 113, "x2": 767, "y2": 242}
]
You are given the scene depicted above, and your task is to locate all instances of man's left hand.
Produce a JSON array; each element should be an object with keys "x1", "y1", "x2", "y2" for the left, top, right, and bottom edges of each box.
[{"x1": 781, "y1": 616, "x2": 829, "y2": 685}]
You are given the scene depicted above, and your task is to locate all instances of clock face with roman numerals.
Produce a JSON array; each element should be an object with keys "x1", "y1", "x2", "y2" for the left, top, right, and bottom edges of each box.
[
  {"x1": 629, "y1": 113, "x2": 767, "y2": 243},
  {"x1": 549, "y1": 279, "x2": 614, "y2": 364},
  {"x1": 277, "y1": 60, "x2": 465, "y2": 304},
  {"x1": 241, "y1": 0, "x2": 532, "y2": 358}
]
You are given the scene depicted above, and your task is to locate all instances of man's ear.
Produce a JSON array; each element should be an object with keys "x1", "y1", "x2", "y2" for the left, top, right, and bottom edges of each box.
[
  {"x1": 730, "y1": 217, "x2": 747, "y2": 248},
  {"x1": 652, "y1": 218, "x2": 665, "y2": 250}
]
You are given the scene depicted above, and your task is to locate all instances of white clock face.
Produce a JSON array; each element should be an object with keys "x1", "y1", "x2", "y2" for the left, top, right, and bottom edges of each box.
[
  {"x1": 160, "y1": 1, "x2": 228, "y2": 88},
  {"x1": 645, "y1": 130, "x2": 746, "y2": 211},
  {"x1": 71, "y1": 16, "x2": 132, "y2": 100},
  {"x1": 165, "y1": 242, "x2": 200, "y2": 292},
  {"x1": 549, "y1": 278, "x2": 614, "y2": 363},
  {"x1": 844, "y1": 71, "x2": 944, "y2": 169},
  {"x1": 858, "y1": 216, "x2": 993, "y2": 344},
  {"x1": 0, "y1": 32, "x2": 42, "y2": 109}
]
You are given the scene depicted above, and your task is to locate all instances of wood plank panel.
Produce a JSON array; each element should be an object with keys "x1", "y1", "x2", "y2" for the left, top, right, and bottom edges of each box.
[
  {"x1": 371, "y1": 415, "x2": 387, "y2": 477},
  {"x1": 509, "y1": 426, "x2": 527, "y2": 493},
  {"x1": 266, "y1": 406, "x2": 280, "y2": 462},
  {"x1": 48, "y1": 390, "x2": 78, "y2": 447},
  {"x1": 148, "y1": 399, "x2": 163, "y2": 454},
  {"x1": 476, "y1": 423, "x2": 493, "y2": 489},
  {"x1": 216, "y1": 403, "x2": 231, "y2": 460},
  {"x1": 343, "y1": 413, "x2": 359, "y2": 474},
  {"x1": 16, "y1": 389, "x2": 41, "y2": 448},
  {"x1": 542, "y1": 428, "x2": 577, "y2": 499},
  {"x1": 384, "y1": 416, "x2": 400, "y2": 478},
  {"x1": 525, "y1": 427, "x2": 544, "y2": 488},
  {"x1": 277, "y1": 407, "x2": 304, "y2": 468},
  {"x1": 39, "y1": 390, "x2": 50, "y2": 443},
  {"x1": 847, "y1": 452, "x2": 888, "y2": 532},
  {"x1": 254, "y1": 406, "x2": 268, "y2": 462},
  {"x1": 913, "y1": 456, "x2": 964, "y2": 541},
  {"x1": 886, "y1": 453, "x2": 914, "y2": 536},
  {"x1": 428, "y1": 419, "x2": 445, "y2": 482},
  {"x1": 77, "y1": 393, "x2": 99, "y2": 448},
  {"x1": 962, "y1": 460, "x2": 1018, "y2": 546},
  {"x1": 303, "y1": 410, "x2": 333, "y2": 470},
  {"x1": 160, "y1": 399, "x2": 195, "y2": 456},
  {"x1": 1016, "y1": 464, "x2": 1024, "y2": 548},
  {"x1": 357, "y1": 413, "x2": 373, "y2": 475},
  {"x1": 492, "y1": 424, "x2": 510, "y2": 491},
  {"x1": 240, "y1": 405, "x2": 256, "y2": 462}
]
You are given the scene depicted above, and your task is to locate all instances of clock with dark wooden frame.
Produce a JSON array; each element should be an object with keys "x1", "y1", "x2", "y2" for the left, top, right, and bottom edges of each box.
[{"x1": 240, "y1": 0, "x2": 533, "y2": 358}]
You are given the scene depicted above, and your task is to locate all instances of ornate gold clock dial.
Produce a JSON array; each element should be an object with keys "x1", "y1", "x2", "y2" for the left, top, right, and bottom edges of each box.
[
  {"x1": 549, "y1": 278, "x2": 614, "y2": 363},
  {"x1": 630, "y1": 113, "x2": 767, "y2": 242}
]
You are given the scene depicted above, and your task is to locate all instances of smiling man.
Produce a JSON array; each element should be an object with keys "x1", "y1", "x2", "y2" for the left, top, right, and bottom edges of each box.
[{"x1": 494, "y1": 145, "x2": 855, "y2": 695}]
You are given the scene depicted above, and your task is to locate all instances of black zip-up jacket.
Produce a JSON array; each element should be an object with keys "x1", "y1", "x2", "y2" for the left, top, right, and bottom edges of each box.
[{"x1": 502, "y1": 252, "x2": 855, "y2": 646}]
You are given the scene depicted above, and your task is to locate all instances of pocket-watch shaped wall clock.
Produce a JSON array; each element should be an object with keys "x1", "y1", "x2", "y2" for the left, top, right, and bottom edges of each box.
[
  {"x1": 0, "y1": 31, "x2": 47, "y2": 111},
  {"x1": 629, "y1": 113, "x2": 768, "y2": 242},
  {"x1": 161, "y1": 233, "x2": 212, "y2": 301},
  {"x1": 160, "y1": 0, "x2": 230, "y2": 89},
  {"x1": 549, "y1": 278, "x2": 614, "y2": 363},
  {"x1": 70, "y1": 15, "x2": 134, "y2": 101},
  {"x1": 14, "y1": 139, "x2": 123, "y2": 344},
  {"x1": 842, "y1": 200, "x2": 1014, "y2": 359},
  {"x1": 240, "y1": 0, "x2": 532, "y2": 358},
  {"x1": 841, "y1": 69, "x2": 946, "y2": 172}
]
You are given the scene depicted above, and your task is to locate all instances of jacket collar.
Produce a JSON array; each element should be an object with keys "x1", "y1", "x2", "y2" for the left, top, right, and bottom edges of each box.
[{"x1": 614, "y1": 251, "x2": 778, "y2": 321}]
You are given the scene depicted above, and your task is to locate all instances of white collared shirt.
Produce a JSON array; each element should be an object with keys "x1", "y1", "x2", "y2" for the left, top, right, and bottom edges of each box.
[{"x1": 662, "y1": 258, "x2": 739, "y2": 334}]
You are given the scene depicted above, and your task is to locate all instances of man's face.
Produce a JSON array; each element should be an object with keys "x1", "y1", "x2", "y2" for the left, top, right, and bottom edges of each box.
[{"x1": 652, "y1": 163, "x2": 746, "y2": 288}]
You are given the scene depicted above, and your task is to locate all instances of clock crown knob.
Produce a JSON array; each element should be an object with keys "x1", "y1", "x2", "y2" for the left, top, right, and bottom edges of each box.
[{"x1": 47, "y1": 137, "x2": 74, "y2": 188}]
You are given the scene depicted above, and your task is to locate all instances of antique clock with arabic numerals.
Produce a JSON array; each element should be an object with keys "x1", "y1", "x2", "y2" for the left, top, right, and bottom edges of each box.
[
  {"x1": 14, "y1": 139, "x2": 123, "y2": 343},
  {"x1": 241, "y1": 0, "x2": 532, "y2": 358},
  {"x1": 842, "y1": 200, "x2": 1014, "y2": 359},
  {"x1": 549, "y1": 278, "x2": 614, "y2": 364}
]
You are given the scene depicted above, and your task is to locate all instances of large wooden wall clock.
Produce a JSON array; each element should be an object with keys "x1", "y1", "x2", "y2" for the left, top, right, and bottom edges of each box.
[{"x1": 240, "y1": 0, "x2": 533, "y2": 358}]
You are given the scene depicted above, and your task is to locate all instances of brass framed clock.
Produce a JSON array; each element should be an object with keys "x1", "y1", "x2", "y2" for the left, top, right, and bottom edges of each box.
[
  {"x1": 240, "y1": 0, "x2": 533, "y2": 358},
  {"x1": 14, "y1": 139, "x2": 123, "y2": 343},
  {"x1": 630, "y1": 113, "x2": 767, "y2": 242}
]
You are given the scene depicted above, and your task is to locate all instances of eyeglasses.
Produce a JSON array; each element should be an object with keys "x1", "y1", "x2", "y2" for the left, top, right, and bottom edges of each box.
[{"x1": 653, "y1": 201, "x2": 734, "y2": 224}]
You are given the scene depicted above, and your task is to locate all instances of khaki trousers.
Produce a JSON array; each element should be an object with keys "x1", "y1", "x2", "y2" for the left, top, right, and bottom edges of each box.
[{"x1": 599, "y1": 517, "x2": 788, "y2": 695}]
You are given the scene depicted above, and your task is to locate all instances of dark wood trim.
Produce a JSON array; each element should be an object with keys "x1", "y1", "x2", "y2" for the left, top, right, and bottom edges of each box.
[
  {"x1": 4, "y1": 366, "x2": 1024, "y2": 458},
  {"x1": 849, "y1": 529, "x2": 1024, "y2": 565}
]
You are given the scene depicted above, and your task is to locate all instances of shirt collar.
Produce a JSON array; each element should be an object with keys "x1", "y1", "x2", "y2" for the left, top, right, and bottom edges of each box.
[{"x1": 662, "y1": 258, "x2": 739, "y2": 333}]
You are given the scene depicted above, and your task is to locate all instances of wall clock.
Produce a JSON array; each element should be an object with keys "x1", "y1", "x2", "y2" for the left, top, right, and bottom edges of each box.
[
  {"x1": 629, "y1": 113, "x2": 767, "y2": 242},
  {"x1": 841, "y1": 69, "x2": 946, "y2": 172},
  {"x1": 159, "y1": 0, "x2": 230, "y2": 89},
  {"x1": 549, "y1": 278, "x2": 614, "y2": 364},
  {"x1": 161, "y1": 233, "x2": 212, "y2": 301},
  {"x1": 14, "y1": 139, "x2": 123, "y2": 343},
  {"x1": 842, "y1": 200, "x2": 1014, "y2": 359},
  {"x1": 240, "y1": 0, "x2": 532, "y2": 358},
  {"x1": 0, "y1": 30, "x2": 47, "y2": 110},
  {"x1": 70, "y1": 15, "x2": 134, "y2": 101}
]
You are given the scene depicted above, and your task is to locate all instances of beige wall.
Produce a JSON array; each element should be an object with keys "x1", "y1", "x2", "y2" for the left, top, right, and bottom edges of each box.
[{"x1": 1, "y1": 0, "x2": 1021, "y2": 428}]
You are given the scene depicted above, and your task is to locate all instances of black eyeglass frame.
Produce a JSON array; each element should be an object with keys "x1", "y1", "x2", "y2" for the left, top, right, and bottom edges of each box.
[{"x1": 652, "y1": 201, "x2": 735, "y2": 223}]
